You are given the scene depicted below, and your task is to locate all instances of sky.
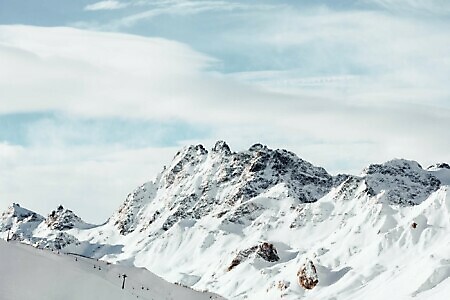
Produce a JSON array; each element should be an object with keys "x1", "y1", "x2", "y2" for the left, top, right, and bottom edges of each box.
[{"x1": 0, "y1": 0, "x2": 449, "y2": 222}]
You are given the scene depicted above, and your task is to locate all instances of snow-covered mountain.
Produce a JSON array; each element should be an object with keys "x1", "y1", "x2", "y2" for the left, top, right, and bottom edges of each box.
[
  {"x1": 1, "y1": 141, "x2": 449, "y2": 299},
  {"x1": 0, "y1": 203, "x2": 44, "y2": 240}
]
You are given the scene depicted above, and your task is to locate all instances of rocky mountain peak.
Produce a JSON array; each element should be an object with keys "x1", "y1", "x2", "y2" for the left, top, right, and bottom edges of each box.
[
  {"x1": 242, "y1": 147, "x2": 333, "y2": 200},
  {"x1": 427, "y1": 162, "x2": 450, "y2": 171},
  {"x1": 0, "y1": 203, "x2": 44, "y2": 226},
  {"x1": 45, "y1": 205, "x2": 87, "y2": 230},
  {"x1": 248, "y1": 143, "x2": 269, "y2": 152},
  {"x1": 361, "y1": 159, "x2": 441, "y2": 205},
  {"x1": 212, "y1": 140, "x2": 231, "y2": 155},
  {"x1": 156, "y1": 143, "x2": 334, "y2": 232},
  {"x1": 165, "y1": 144, "x2": 209, "y2": 186},
  {"x1": 108, "y1": 142, "x2": 337, "y2": 234},
  {"x1": 175, "y1": 144, "x2": 208, "y2": 160},
  {"x1": 0, "y1": 203, "x2": 44, "y2": 241},
  {"x1": 362, "y1": 158, "x2": 423, "y2": 176}
]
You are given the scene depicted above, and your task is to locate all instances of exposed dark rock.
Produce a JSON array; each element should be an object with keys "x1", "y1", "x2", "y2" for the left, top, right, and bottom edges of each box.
[
  {"x1": 333, "y1": 174, "x2": 352, "y2": 187},
  {"x1": 297, "y1": 259, "x2": 319, "y2": 290},
  {"x1": 256, "y1": 242, "x2": 279, "y2": 262},
  {"x1": 227, "y1": 242, "x2": 279, "y2": 271},
  {"x1": 45, "y1": 206, "x2": 85, "y2": 231},
  {"x1": 248, "y1": 143, "x2": 267, "y2": 152},
  {"x1": 212, "y1": 140, "x2": 231, "y2": 155},
  {"x1": 362, "y1": 159, "x2": 441, "y2": 205},
  {"x1": 427, "y1": 163, "x2": 450, "y2": 170},
  {"x1": 37, "y1": 232, "x2": 79, "y2": 250}
]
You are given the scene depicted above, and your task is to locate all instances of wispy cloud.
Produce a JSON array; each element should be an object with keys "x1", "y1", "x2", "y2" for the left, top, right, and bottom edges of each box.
[
  {"x1": 117, "y1": 1, "x2": 249, "y2": 28},
  {"x1": 364, "y1": 0, "x2": 450, "y2": 15},
  {"x1": 84, "y1": 0, "x2": 129, "y2": 11},
  {"x1": 75, "y1": 0, "x2": 273, "y2": 30},
  {"x1": 221, "y1": 7, "x2": 450, "y2": 107}
]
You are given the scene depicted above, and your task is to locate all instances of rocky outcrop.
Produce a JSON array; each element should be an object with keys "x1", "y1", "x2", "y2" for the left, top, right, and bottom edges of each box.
[
  {"x1": 427, "y1": 163, "x2": 450, "y2": 170},
  {"x1": 33, "y1": 232, "x2": 79, "y2": 250},
  {"x1": 45, "y1": 205, "x2": 89, "y2": 230},
  {"x1": 227, "y1": 242, "x2": 279, "y2": 271},
  {"x1": 362, "y1": 159, "x2": 441, "y2": 205},
  {"x1": 212, "y1": 140, "x2": 232, "y2": 155},
  {"x1": 297, "y1": 259, "x2": 319, "y2": 290},
  {"x1": 256, "y1": 242, "x2": 279, "y2": 262}
]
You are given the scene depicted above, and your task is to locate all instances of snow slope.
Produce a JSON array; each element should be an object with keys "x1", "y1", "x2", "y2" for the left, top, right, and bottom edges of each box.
[
  {"x1": 1, "y1": 141, "x2": 449, "y2": 299},
  {"x1": 0, "y1": 239, "x2": 224, "y2": 300}
]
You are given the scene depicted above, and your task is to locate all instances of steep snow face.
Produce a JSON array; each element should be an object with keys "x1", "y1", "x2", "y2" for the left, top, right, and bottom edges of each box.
[
  {"x1": 109, "y1": 181, "x2": 159, "y2": 235},
  {"x1": 0, "y1": 203, "x2": 44, "y2": 240},
  {"x1": 0, "y1": 240, "x2": 224, "y2": 300},
  {"x1": 361, "y1": 159, "x2": 442, "y2": 205}
]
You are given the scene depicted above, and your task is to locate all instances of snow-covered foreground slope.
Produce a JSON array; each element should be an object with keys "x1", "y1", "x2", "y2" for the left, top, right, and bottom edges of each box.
[
  {"x1": 0, "y1": 239, "x2": 224, "y2": 300},
  {"x1": 1, "y1": 141, "x2": 449, "y2": 299}
]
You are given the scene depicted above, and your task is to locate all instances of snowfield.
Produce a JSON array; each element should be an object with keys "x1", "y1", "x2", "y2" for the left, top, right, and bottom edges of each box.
[
  {"x1": 0, "y1": 240, "x2": 224, "y2": 300},
  {"x1": 1, "y1": 142, "x2": 449, "y2": 299}
]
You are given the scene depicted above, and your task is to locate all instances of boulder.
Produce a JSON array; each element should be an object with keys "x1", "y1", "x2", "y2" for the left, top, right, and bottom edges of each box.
[{"x1": 297, "y1": 259, "x2": 319, "y2": 290}]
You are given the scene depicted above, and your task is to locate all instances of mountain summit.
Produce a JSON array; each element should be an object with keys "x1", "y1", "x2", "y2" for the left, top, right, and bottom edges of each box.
[{"x1": 110, "y1": 141, "x2": 334, "y2": 235}]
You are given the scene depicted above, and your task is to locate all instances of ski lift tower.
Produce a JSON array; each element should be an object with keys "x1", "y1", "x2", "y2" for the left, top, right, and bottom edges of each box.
[{"x1": 121, "y1": 274, "x2": 128, "y2": 289}]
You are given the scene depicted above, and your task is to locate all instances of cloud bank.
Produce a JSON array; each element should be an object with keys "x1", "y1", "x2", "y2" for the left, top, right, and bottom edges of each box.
[{"x1": 0, "y1": 15, "x2": 449, "y2": 221}]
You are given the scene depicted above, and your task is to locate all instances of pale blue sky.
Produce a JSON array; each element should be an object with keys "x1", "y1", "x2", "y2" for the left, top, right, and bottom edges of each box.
[{"x1": 1, "y1": 0, "x2": 449, "y2": 221}]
